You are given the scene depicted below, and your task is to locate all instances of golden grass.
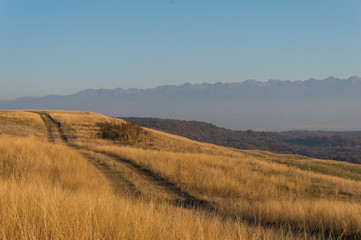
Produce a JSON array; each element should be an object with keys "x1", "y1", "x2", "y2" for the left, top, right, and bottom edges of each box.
[
  {"x1": 2, "y1": 110, "x2": 361, "y2": 239},
  {"x1": 0, "y1": 135, "x2": 109, "y2": 194},
  {"x1": 94, "y1": 144, "x2": 361, "y2": 237},
  {"x1": 45, "y1": 110, "x2": 125, "y2": 142},
  {"x1": 42, "y1": 110, "x2": 235, "y2": 155},
  {"x1": 235, "y1": 199, "x2": 361, "y2": 235},
  {"x1": 0, "y1": 135, "x2": 310, "y2": 240},
  {"x1": 0, "y1": 110, "x2": 45, "y2": 137}
]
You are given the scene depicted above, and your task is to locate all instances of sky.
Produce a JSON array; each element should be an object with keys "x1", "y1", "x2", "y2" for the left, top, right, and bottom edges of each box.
[{"x1": 0, "y1": 0, "x2": 360, "y2": 100}]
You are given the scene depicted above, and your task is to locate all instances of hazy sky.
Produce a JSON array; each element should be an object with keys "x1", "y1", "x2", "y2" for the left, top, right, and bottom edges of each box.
[{"x1": 0, "y1": 0, "x2": 360, "y2": 100}]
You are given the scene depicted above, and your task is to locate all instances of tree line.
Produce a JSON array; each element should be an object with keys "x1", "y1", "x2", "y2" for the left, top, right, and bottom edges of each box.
[{"x1": 123, "y1": 117, "x2": 361, "y2": 164}]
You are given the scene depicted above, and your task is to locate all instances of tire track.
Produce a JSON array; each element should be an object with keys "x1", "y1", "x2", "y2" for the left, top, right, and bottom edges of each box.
[
  {"x1": 31, "y1": 111, "x2": 66, "y2": 143},
  {"x1": 35, "y1": 111, "x2": 341, "y2": 239},
  {"x1": 38, "y1": 113, "x2": 56, "y2": 142},
  {"x1": 90, "y1": 148, "x2": 212, "y2": 209},
  {"x1": 79, "y1": 149, "x2": 142, "y2": 198},
  {"x1": 35, "y1": 111, "x2": 214, "y2": 210}
]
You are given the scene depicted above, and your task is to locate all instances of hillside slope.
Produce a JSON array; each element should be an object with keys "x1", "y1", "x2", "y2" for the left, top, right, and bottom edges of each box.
[
  {"x1": 1, "y1": 110, "x2": 361, "y2": 239},
  {"x1": 124, "y1": 117, "x2": 361, "y2": 164}
]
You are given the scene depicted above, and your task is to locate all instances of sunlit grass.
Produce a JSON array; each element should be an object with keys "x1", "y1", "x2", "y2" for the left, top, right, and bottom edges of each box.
[
  {"x1": 0, "y1": 110, "x2": 45, "y2": 137},
  {"x1": 0, "y1": 135, "x2": 308, "y2": 240},
  {"x1": 93, "y1": 142, "x2": 361, "y2": 237},
  {"x1": 1, "y1": 110, "x2": 361, "y2": 239}
]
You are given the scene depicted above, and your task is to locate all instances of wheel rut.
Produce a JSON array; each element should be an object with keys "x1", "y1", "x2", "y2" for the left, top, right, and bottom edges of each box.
[
  {"x1": 35, "y1": 111, "x2": 214, "y2": 210},
  {"x1": 34, "y1": 111, "x2": 340, "y2": 239},
  {"x1": 91, "y1": 149, "x2": 212, "y2": 209},
  {"x1": 79, "y1": 149, "x2": 142, "y2": 198},
  {"x1": 37, "y1": 113, "x2": 57, "y2": 142}
]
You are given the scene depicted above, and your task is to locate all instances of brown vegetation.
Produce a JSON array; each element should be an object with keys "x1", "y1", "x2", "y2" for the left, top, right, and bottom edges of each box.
[
  {"x1": 1, "y1": 110, "x2": 361, "y2": 239},
  {"x1": 93, "y1": 144, "x2": 361, "y2": 237},
  {"x1": 0, "y1": 110, "x2": 45, "y2": 137},
  {"x1": 0, "y1": 135, "x2": 303, "y2": 240},
  {"x1": 97, "y1": 121, "x2": 152, "y2": 145},
  {"x1": 124, "y1": 117, "x2": 361, "y2": 163}
]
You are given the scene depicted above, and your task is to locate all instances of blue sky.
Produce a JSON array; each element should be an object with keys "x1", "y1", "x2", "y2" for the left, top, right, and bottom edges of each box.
[{"x1": 0, "y1": 0, "x2": 360, "y2": 100}]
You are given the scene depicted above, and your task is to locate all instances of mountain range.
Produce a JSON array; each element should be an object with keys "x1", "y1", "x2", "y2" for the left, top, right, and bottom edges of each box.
[{"x1": 1, "y1": 76, "x2": 361, "y2": 130}]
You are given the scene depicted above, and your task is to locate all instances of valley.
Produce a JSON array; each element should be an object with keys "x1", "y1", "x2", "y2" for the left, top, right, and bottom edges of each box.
[{"x1": 124, "y1": 117, "x2": 361, "y2": 164}]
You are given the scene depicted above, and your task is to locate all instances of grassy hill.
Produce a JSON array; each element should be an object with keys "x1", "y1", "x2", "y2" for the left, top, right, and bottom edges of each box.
[
  {"x1": 123, "y1": 117, "x2": 361, "y2": 164},
  {"x1": 1, "y1": 110, "x2": 361, "y2": 239}
]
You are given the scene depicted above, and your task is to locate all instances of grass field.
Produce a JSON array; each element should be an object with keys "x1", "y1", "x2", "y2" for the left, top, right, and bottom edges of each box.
[{"x1": 1, "y1": 110, "x2": 361, "y2": 239}]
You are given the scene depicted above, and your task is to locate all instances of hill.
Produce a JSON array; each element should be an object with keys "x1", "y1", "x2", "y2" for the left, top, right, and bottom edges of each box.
[
  {"x1": 1, "y1": 76, "x2": 361, "y2": 130},
  {"x1": 1, "y1": 110, "x2": 361, "y2": 239},
  {"x1": 123, "y1": 117, "x2": 361, "y2": 164}
]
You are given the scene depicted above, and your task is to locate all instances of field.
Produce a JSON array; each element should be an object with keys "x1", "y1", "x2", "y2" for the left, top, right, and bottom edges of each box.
[{"x1": 1, "y1": 110, "x2": 361, "y2": 239}]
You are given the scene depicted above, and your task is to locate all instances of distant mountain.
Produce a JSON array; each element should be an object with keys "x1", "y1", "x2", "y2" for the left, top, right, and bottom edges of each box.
[
  {"x1": 124, "y1": 117, "x2": 361, "y2": 164},
  {"x1": 1, "y1": 76, "x2": 361, "y2": 130}
]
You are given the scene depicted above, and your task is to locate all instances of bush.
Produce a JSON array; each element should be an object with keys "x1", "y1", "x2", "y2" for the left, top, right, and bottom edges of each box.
[{"x1": 97, "y1": 122, "x2": 152, "y2": 145}]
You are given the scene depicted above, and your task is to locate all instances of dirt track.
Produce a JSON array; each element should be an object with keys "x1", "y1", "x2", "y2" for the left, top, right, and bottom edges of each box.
[
  {"x1": 36, "y1": 111, "x2": 213, "y2": 209},
  {"x1": 35, "y1": 111, "x2": 342, "y2": 239}
]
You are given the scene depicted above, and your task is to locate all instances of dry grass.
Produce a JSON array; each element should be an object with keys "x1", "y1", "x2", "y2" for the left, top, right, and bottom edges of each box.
[
  {"x1": 0, "y1": 110, "x2": 45, "y2": 137},
  {"x1": 44, "y1": 110, "x2": 125, "y2": 142},
  {"x1": 0, "y1": 135, "x2": 309, "y2": 240},
  {"x1": 94, "y1": 144, "x2": 361, "y2": 237},
  {"x1": 2, "y1": 110, "x2": 361, "y2": 239},
  {"x1": 43, "y1": 110, "x2": 234, "y2": 154}
]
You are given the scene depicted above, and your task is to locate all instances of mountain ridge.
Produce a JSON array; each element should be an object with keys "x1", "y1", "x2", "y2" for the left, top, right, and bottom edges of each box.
[
  {"x1": 1, "y1": 76, "x2": 361, "y2": 130},
  {"x1": 4, "y1": 75, "x2": 360, "y2": 100}
]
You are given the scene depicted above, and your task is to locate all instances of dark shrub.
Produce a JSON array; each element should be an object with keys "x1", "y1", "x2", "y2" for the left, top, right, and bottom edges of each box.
[{"x1": 97, "y1": 122, "x2": 152, "y2": 144}]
